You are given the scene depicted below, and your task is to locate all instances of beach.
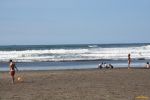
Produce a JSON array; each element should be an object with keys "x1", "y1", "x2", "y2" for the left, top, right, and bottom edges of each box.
[
  {"x1": 0, "y1": 68, "x2": 150, "y2": 100},
  {"x1": 1, "y1": 0, "x2": 150, "y2": 99}
]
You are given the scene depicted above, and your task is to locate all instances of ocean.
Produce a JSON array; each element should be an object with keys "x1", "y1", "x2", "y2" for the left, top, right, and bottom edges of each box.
[{"x1": 0, "y1": 43, "x2": 150, "y2": 71}]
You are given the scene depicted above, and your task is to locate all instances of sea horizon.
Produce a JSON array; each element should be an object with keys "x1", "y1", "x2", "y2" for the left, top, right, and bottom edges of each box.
[{"x1": 0, "y1": 42, "x2": 150, "y2": 46}]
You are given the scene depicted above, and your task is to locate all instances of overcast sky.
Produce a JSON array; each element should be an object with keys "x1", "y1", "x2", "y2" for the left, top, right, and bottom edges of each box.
[{"x1": 0, "y1": 0, "x2": 150, "y2": 45}]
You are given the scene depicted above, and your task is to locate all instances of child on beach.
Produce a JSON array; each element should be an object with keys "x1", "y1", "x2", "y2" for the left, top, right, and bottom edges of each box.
[
  {"x1": 146, "y1": 62, "x2": 150, "y2": 68},
  {"x1": 9, "y1": 60, "x2": 18, "y2": 84}
]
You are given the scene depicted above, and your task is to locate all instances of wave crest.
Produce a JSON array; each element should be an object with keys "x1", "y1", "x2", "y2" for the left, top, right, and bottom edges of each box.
[{"x1": 0, "y1": 44, "x2": 150, "y2": 62}]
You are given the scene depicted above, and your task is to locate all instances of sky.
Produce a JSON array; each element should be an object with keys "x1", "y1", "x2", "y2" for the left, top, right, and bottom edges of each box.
[{"x1": 0, "y1": 0, "x2": 150, "y2": 45}]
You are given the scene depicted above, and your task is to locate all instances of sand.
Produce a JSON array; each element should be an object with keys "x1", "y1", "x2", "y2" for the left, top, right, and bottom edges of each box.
[{"x1": 0, "y1": 68, "x2": 150, "y2": 100}]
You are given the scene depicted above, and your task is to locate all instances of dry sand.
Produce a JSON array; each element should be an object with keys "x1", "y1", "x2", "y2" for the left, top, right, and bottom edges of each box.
[{"x1": 0, "y1": 68, "x2": 150, "y2": 100}]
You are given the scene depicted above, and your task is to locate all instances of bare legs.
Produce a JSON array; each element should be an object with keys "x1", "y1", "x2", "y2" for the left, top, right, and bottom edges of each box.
[
  {"x1": 12, "y1": 76, "x2": 15, "y2": 84},
  {"x1": 10, "y1": 71, "x2": 15, "y2": 84},
  {"x1": 128, "y1": 62, "x2": 130, "y2": 69}
]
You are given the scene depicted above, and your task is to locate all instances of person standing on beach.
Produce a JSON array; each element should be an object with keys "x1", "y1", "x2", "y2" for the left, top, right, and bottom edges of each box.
[
  {"x1": 146, "y1": 62, "x2": 150, "y2": 68},
  {"x1": 128, "y1": 53, "x2": 131, "y2": 69},
  {"x1": 9, "y1": 60, "x2": 18, "y2": 84}
]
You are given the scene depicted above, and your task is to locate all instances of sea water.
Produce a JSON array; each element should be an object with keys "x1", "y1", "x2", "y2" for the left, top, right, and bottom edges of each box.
[{"x1": 0, "y1": 43, "x2": 150, "y2": 71}]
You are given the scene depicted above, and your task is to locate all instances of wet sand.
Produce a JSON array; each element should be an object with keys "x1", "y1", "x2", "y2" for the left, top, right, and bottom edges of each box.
[{"x1": 0, "y1": 68, "x2": 150, "y2": 100}]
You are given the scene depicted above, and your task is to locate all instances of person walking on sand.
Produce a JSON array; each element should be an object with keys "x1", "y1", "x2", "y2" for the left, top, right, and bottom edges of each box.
[
  {"x1": 9, "y1": 60, "x2": 18, "y2": 84},
  {"x1": 128, "y1": 53, "x2": 131, "y2": 69}
]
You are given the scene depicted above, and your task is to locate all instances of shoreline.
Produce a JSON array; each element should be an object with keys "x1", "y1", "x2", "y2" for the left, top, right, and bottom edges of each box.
[
  {"x1": 0, "y1": 59, "x2": 147, "y2": 71},
  {"x1": 0, "y1": 66, "x2": 148, "y2": 72}
]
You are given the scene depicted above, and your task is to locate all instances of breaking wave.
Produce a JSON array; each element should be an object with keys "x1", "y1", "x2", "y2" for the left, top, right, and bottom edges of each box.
[{"x1": 0, "y1": 44, "x2": 150, "y2": 62}]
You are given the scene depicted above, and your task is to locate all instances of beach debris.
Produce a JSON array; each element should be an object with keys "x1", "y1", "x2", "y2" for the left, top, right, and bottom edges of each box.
[{"x1": 17, "y1": 77, "x2": 23, "y2": 82}]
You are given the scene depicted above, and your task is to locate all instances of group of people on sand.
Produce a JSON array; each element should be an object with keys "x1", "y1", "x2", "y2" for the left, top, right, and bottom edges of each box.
[
  {"x1": 98, "y1": 53, "x2": 150, "y2": 69},
  {"x1": 98, "y1": 62, "x2": 113, "y2": 69}
]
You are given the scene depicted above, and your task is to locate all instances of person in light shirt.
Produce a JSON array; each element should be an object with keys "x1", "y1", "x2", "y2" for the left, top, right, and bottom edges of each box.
[{"x1": 146, "y1": 62, "x2": 150, "y2": 69}]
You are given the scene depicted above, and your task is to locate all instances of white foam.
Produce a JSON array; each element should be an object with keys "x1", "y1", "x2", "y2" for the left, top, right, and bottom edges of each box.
[
  {"x1": 88, "y1": 45, "x2": 98, "y2": 48},
  {"x1": 0, "y1": 45, "x2": 150, "y2": 62}
]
